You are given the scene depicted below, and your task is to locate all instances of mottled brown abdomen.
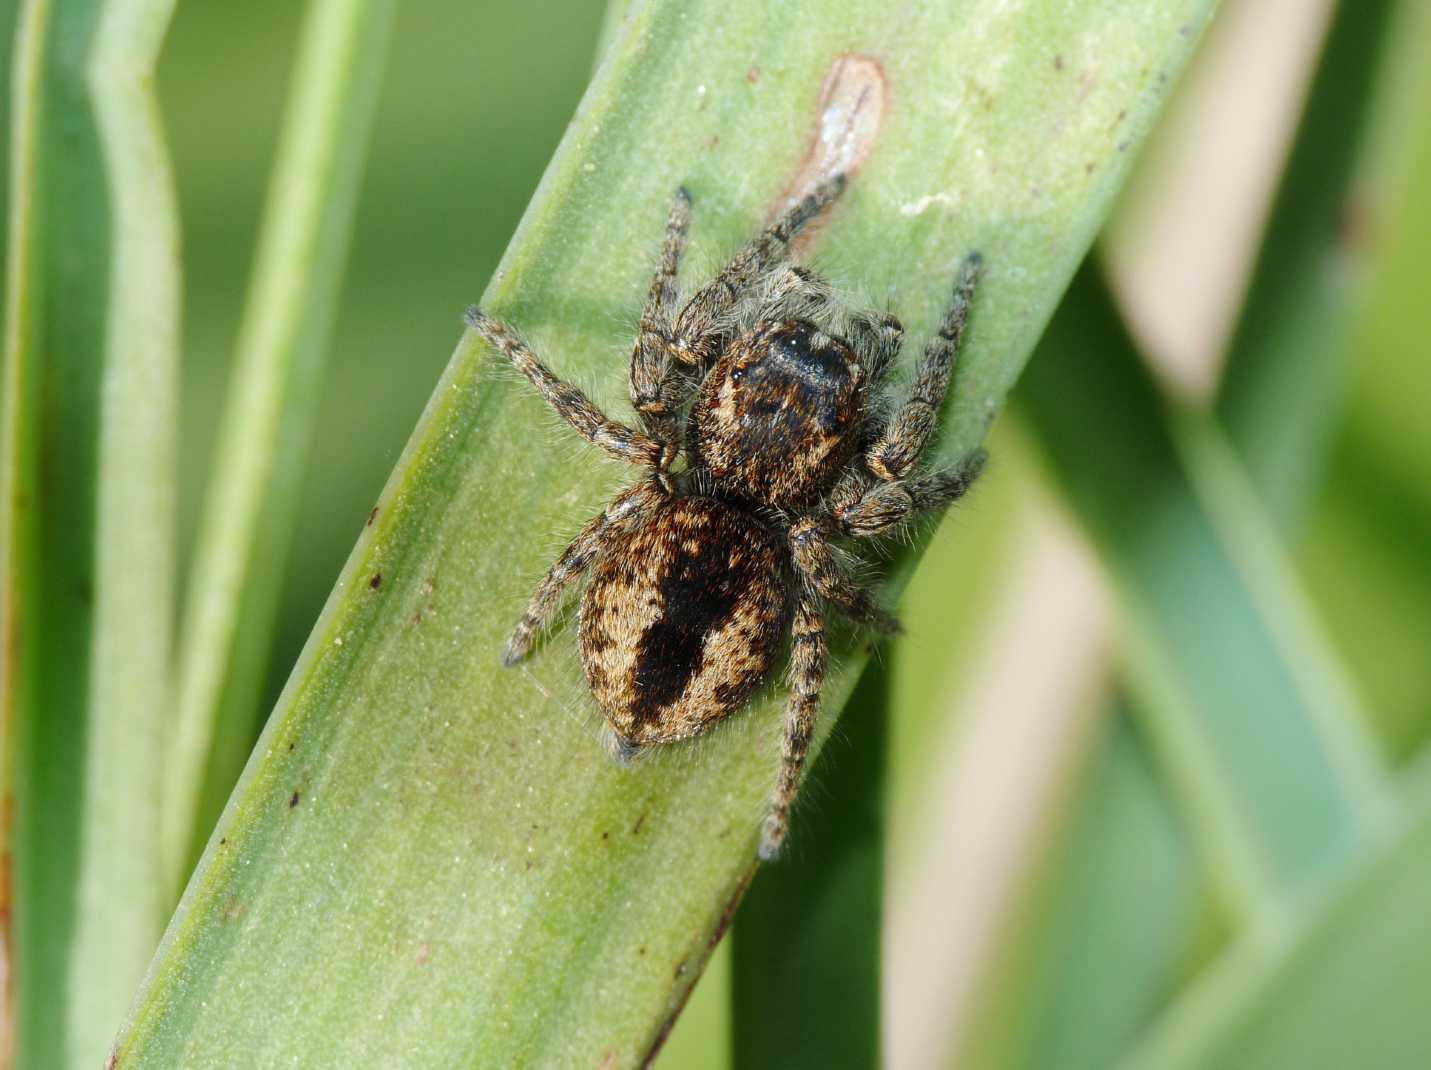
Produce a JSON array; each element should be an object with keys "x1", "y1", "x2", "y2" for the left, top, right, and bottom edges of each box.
[{"x1": 579, "y1": 496, "x2": 790, "y2": 746}]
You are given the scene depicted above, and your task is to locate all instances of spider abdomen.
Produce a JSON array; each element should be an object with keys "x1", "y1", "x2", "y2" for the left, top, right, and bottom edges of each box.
[{"x1": 579, "y1": 496, "x2": 790, "y2": 748}]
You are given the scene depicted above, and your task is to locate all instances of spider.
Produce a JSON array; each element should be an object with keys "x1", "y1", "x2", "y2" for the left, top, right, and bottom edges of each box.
[{"x1": 465, "y1": 175, "x2": 985, "y2": 858}]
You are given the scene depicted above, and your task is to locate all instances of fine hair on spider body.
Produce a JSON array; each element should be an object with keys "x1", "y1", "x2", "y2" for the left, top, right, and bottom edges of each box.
[{"x1": 466, "y1": 174, "x2": 986, "y2": 860}]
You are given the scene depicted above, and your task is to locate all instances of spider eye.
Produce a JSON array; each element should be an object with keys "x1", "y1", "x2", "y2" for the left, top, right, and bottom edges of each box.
[{"x1": 731, "y1": 365, "x2": 747, "y2": 383}]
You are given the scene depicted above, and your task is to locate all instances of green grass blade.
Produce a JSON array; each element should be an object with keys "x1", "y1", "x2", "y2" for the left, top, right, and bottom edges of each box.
[
  {"x1": 0, "y1": 0, "x2": 50, "y2": 1054},
  {"x1": 1125, "y1": 8, "x2": 1431, "y2": 1061},
  {"x1": 1019, "y1": 264, "x2": 1389, "y2": 912},
  {"x1": 1303, "y1": 0, "x2": 1431, "y2": 760},
  {"x1": 113, "y1": 1, "x2": 1215, "y2": 1063},
  {"x1": 732, "y1": 661, "x2": 888, "y2": 1070},
  {"x1": 162, "y1": 0, "x2": 397, "y2": 896},
  {"x1": 958, "y1": 709, "x2": 1213, "y2": 1070},
  {"x1": 1133, "y1": 759, "x2": 1431, "y2": 1070},
  {"x1": 972, "y1": 9, "x2": 1415, "y2": 1064},
  {"x1": 1215, "y1": 0, "x2": 1399, "y2": 531},
  {"x1": 1, "y1": 0, "x2": 180, "y2": 1063}
]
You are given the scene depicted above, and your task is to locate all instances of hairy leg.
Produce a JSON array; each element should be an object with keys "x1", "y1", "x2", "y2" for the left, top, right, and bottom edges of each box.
[
  {"x1": 847, "y1": 307, "x2": 904, "y2": 384},
  {"x1": 466, "y1": 309, "x2": 675, "y2": 471},
  {"x1": 837, "y1": 449, "x2": 987, "y2": 538},
  {"x1": 629, "y1": 188, "x2": 692, "y2": 444},
  {"x1": 789, "y1": 519, "x2": 899, "y2": 633},
  {"x1": 759, "y1": 262, "x2": 834, "y2": 322},
  {"x1": 761, "y1": 592, "x2": 826, "y2": 859},
  {"x1": 501, "y1": 481, "x2": 659, "y2": 665},
  {"x1": 672, "y1": 176, "x2": 846, "y2": 369},
  {"x1": 864, "y1": 251, "x2": 981, "y2": 482}
]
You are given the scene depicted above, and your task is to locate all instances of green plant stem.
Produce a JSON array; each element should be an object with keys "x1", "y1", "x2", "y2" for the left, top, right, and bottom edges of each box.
[{"x1": 162, "y1": 0, "x2": 397, "y2": 898}]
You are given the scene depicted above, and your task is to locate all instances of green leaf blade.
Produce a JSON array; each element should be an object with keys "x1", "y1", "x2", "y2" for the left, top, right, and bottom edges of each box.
[
  {"x1": 1020, "y1": 267, "x2": 1387, "y2": 911},
  {"x1": 163, "y1": 0, "x2": 399, "y2": 895},
  {"x1": 3, "y1": 0, "x2": 181, "y2": 1063}
]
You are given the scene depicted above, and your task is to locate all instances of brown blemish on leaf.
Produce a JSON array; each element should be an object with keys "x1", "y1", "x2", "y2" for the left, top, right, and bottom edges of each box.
[
  {"x1": 746, "y1": 65, "x2": 761, "y2": 84},
  {"x1": 369, "y1": 573, "x2": 382, "y2": 590},
  {"x1": 289, "y1": 790, "x2": 301, "y2": 809},
  {"x1": 640, "y1": 867, "x2": 759, "y2": 1067},
  {"x1": 366, "y1": 505, "x2": 379, "y2": 527},
  {"x1": 1338, "y1": 184, "x2": 1376, "y2": 256},
  {"x1": 222, "y1": 896, "x2": 246, "y2": 922},
  {"x1": 632, "y1": 812, "x2": 646, "y2": 835},
  {"x1": 414, "y1": 942, "x2": 431, "y2": 966},
  {"x1": 776, "y1": 53, "x2": 887, "y2": 233},
  {"x1": 598, "y1": 1051, "x2": 618, "y2": 1070},
  {"x1": 708, "y1": 864, "x2": 756, "y2": 949},
  {"x1": 1054, "y1": 53, "x2": 1065, "y2": 71}
]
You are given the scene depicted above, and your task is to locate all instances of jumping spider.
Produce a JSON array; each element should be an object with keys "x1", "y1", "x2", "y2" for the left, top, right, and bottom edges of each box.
[{"x1": 466, "y1": 175, "x2": 985, "y2": 858}]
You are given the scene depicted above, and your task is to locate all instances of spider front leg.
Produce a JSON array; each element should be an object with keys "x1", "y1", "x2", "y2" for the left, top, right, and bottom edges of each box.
[
  {"x1": 837, "y1": 450, "x2": 988, "y2": 538},
  {"x1": 465, "y1": 309, "x2": 676, "y2": 471},
  {"x1": 501, "y1": 481, "x2": 659, "y2": 665},
  {"x1": 761, "y1": 592, "x2": 826, "y2": 860},
  {"x1": 865, "y1": 251, "x2": 981, "y2": 482},
  {"x1": 672, "y1": 175, "x2": 846, "y2": 369},
  {"x1": 847, "y1": 307, "x2": 905, "y2": 384},
  {"x1": 629, "y1": 188, "x2": 692, "y2": 444}
]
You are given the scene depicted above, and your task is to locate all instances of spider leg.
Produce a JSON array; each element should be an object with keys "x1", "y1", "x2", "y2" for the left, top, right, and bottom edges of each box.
[
  {"x1": 501, "y1": 481, "x2": 657, "y2": 665},
  {"x1": 629, "y1": 188, "x2": 693, "y2": 444},
  {"x1": 466, "y1": 309, "x2": 675, "y2": 471},
  {"x1": 759, "y1": 263, "x2": 834, "y2": 322},
  {"x1": 761, "y1": 590, "x2": 826, "y2": 860},
  {"x1": 789, "y1": 519, "x2": 900, "y2": 634},
  {"x1": 672, "y1": 176, "x2": 846, "y2": 370},
  {"x1": 864, "y1": 252, "x2": 981, "y2": 482},
  {"x1": 837, "y1": 450, "x2": 987, "y2": 538},
  {"x1": 847, "y1": 307, "x2": 904, "y2": 384}
]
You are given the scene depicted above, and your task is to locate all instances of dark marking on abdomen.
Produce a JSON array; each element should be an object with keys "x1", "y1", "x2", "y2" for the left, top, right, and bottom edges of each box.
[{"x1": 632, "y1": 529, "x2": 745, "y2": 714}]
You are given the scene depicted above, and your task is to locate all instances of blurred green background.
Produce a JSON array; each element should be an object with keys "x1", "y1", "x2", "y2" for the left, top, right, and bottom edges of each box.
[{"x1": 162, "y1": 0, "x2": 607, "y2": 713}]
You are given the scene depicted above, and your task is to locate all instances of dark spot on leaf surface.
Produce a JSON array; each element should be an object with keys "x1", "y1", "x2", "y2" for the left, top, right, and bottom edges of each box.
[
  {"x1": 369, "y1": 573, "x2": 382, "y2": 590},
  {"x1": 289, "y1": 790, "x2": 300, "y2": 808},
  {"x1": 367, "y1": 506, "x2": 379, "y2": 526}
]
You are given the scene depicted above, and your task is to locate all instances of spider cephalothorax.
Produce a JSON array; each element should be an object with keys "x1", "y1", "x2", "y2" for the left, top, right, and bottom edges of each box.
[{"x1": 466, "y1": 176, "x2": 985, "y2": 858}]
